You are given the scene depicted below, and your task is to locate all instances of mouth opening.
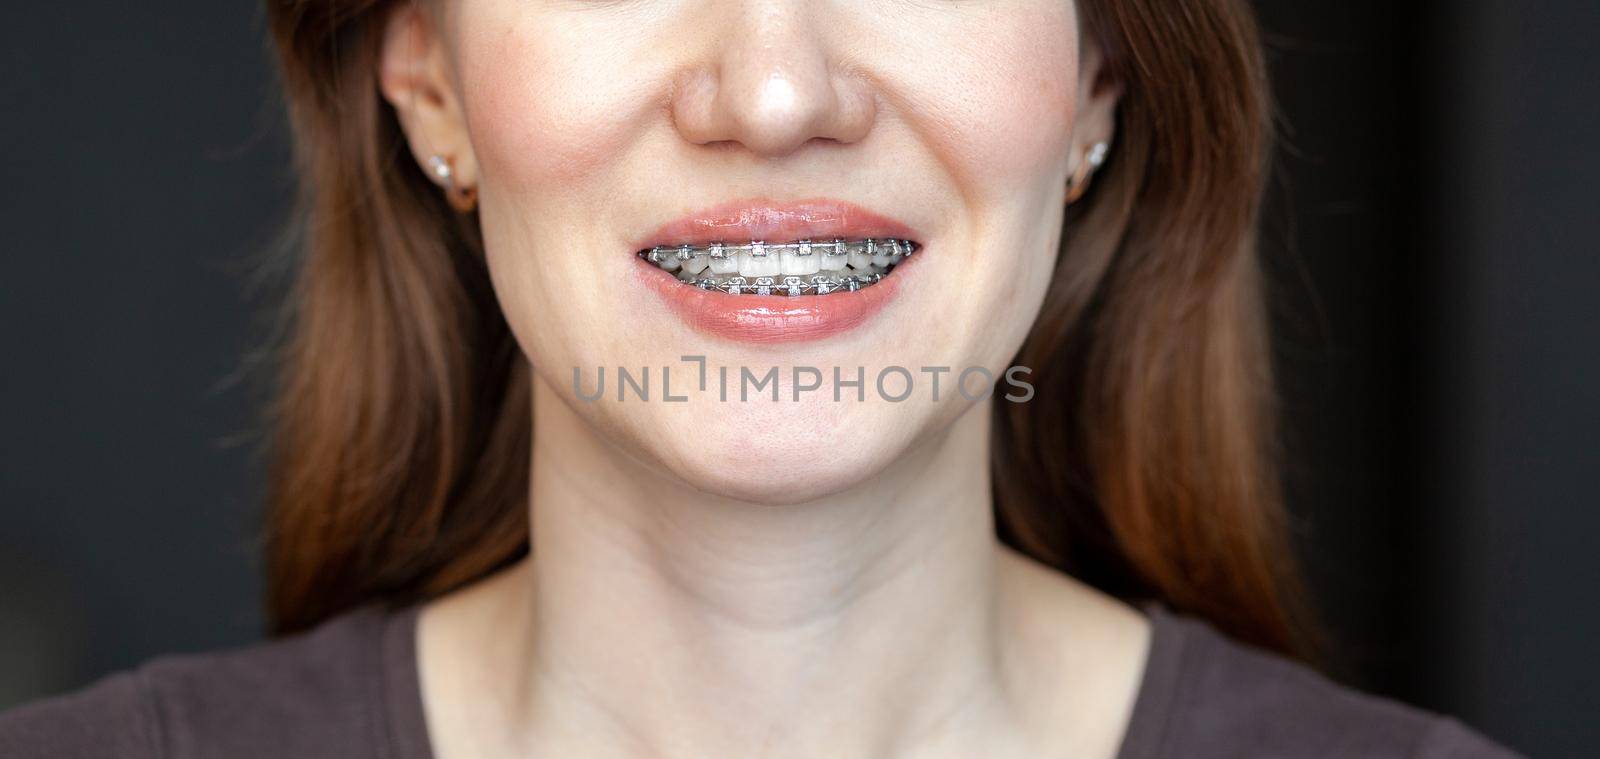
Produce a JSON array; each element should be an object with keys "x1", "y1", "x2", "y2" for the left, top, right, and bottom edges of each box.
[{"x1": 637, "y1": 238, "x2": 918, "y2": 296}]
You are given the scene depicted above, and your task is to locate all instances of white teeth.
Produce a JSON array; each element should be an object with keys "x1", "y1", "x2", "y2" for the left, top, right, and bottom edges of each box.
[
  {"x1": 780, "y1": 249, "x2": 822, "y2": 275},
  {"x1": 683, "y1": 254, "x2": 711, "y2": 274},
  {"x1": 870, "y1": 239, "x2": 894, "y2": 267},
  {"x1": 819, "y1": 247, "x2": 848, "y2": 270},
  {"x1": 738, "y1": 250, "x2": 782, "y2": 277},
  {"x1": 847, "y1": 249, "x2": 872, "y2": 270},
  {"x1": 709, "y1": 254, "x2": 739, "y2": 274}
]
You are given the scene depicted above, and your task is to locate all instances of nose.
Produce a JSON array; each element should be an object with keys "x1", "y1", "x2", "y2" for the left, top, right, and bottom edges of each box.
[{"x1": 671, "y1": 2, "x2": 877, "y2": 157}]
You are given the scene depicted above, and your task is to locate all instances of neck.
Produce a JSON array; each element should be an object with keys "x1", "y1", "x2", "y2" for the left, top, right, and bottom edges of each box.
[{"x1": 460, "y1": 374, "x2": 1016, "y2": 758}]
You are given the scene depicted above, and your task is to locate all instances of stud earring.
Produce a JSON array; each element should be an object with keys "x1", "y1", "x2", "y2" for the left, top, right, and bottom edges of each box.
[
  {"x1": 427, "y1": 154, "x2": 478, "y2": 213},
  {"x1": 1065, "y1": 141, "x2": 1110, "y2": 205}
]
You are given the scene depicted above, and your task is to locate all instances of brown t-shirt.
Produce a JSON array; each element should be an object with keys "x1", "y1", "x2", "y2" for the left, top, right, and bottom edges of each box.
[{"x1": 0, "y1": 602, "x2": 1523, "y2": 758}]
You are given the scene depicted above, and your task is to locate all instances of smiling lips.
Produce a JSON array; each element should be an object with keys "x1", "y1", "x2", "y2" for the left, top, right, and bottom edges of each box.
[
  {"x1": 640, "y1": 238, "x2": 918, "y2": 296},
  {"x1": 632, "y1": 198, "x2": 923, "y2": 344}
]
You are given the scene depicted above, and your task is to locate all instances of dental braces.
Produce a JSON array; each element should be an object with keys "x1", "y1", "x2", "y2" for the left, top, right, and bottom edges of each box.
[
  {"x1": 683, "y1": 272, "x2": 889, "y2": 296},
  {"x1": 640, "y1": 238, "x2": 920, "y2": 263},
  {"x1": 640, "y1": 238, "x2": 917, "y2": 296}
]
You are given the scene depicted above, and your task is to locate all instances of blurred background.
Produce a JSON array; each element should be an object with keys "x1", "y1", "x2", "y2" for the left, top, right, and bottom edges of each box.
[{"x1": 2, "y1": 2, "x2": 1595, "y2": 755}]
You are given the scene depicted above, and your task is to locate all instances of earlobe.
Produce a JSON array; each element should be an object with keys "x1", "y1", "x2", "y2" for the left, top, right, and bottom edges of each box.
[
  {"x1": 1065, "y1": 141, "x2": 1111, "y2": 204},
  {"x1": 429, "y1": 154, "x2": 480, "y2": 213},
  {"x1": 376, "y1": 5, "x2": 479, "y2": 195}
]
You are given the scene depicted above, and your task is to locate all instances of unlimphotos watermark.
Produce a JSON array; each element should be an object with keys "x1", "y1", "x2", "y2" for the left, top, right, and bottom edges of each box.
[{"x1": 571, "y1": 355, "x2": 1034, "y2": 403}]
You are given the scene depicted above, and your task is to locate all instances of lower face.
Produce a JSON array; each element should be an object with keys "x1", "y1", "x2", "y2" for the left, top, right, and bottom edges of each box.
[{"x1": 445, "y1": 0, "x2": 1083, "y2": 504}]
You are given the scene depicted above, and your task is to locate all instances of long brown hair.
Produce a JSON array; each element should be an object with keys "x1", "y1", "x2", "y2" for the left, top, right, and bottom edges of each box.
[{"x1": 262, "y1": 0, "x2": 1315, "y2": 657}]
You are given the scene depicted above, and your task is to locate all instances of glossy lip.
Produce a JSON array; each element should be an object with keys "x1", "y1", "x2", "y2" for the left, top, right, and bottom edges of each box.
[
  {"x1": 633, "y1": 198, "x2": 922, "y2": 345},
  {"x1": 631, "y1": 197, "x2": 922, "y2": 251}
]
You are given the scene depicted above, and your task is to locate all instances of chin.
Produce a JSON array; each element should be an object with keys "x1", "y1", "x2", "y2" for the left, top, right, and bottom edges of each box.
[{"x1": 633, "y1": 399, "x2": 921, "y2": 507}]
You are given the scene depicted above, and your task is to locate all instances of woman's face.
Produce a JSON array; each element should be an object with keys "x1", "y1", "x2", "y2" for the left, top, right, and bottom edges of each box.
[{"x1": 393, "y1": 0, "x2": 1114, "y2": 504}]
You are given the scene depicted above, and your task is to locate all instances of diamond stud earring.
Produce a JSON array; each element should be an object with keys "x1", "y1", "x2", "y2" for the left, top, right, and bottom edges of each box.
[
  {"x1": 427, "y1": 154, "x2": 478, "y2": 213},
  {"x1": 428, "y1": 154, "x2": 453, "y2": 184},
  {"x1": 1065, "y1": 141, "x2": 1111, "y2": 205}
]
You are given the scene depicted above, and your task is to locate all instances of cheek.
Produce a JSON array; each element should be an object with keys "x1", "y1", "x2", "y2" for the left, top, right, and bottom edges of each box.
[
  {"x1": 908, "y1": 4, "x2": 1080, "y2": 194},
  {"x1": 452, "y1": 11, "x2": 639, "y2": 190}
]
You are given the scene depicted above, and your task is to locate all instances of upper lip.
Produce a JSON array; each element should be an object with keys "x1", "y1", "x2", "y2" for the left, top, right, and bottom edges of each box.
[{"x1": 633, "y1": 198, "x2": 921, "y2": 251}]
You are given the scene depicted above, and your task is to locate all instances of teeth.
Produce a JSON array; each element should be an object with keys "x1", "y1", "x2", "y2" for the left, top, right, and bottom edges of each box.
[
  {"x1": 780, "y1": 247, "x2": 822, "y2": 275},
  {"x1": 872, "y1": 239, "x2": 895, "y2": 267},
  {"x1": 819, "y1": 240, "x2": 848, "y2": 271},
  {"x1": 739, "y1": 248, "x2": 782, "y2": 277},
  {"x1": 648, "y1": 246, "x2": 682, "y2": 272},
  {"x1": 640, "y1": 238, "x2": 917, "y2": 295}
]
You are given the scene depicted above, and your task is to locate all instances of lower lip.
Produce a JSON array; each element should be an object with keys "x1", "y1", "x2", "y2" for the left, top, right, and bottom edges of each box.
[{"x1": 635, "y1": 257, "x2": 908, "y2": 344}]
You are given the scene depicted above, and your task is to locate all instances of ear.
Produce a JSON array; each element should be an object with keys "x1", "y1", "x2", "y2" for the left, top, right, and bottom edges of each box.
[
  {"x1": 377, "y1": 4, "x2": 478, "y2": 193},
  {"x1": 1069, "y1": 34, "x2": 1122, "y2": 175}
]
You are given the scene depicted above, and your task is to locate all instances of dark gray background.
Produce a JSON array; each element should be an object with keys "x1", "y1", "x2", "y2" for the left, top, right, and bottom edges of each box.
[{"x1": 2, "y1": 2, "x2": 1595, "y2": 756}]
